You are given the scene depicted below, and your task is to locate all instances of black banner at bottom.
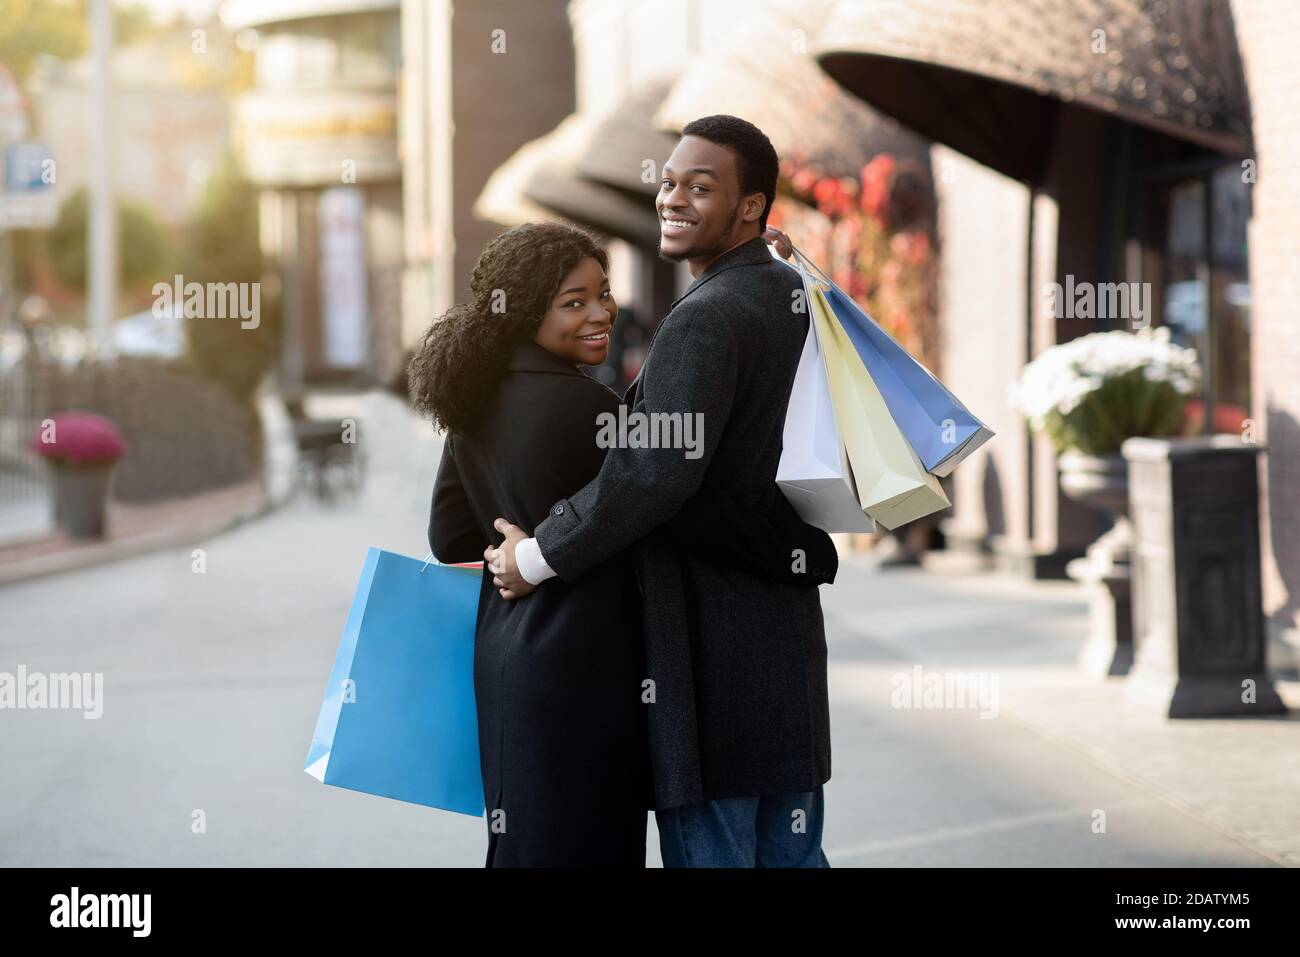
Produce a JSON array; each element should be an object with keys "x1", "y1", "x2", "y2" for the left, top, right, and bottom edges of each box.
[{"x1": 0, "y1": 866, "x2": 1286, "y2": 941}]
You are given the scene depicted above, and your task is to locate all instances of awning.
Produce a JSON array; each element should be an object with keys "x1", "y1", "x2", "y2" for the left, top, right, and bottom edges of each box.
[
  {"x1": 655, "y1": 0, "x2": 929, "y2": 178},
  {"x1": 812, "y1": 0, "x2": 1252, "y2": 183},
  {"x1": 474, "y1": 132, "x2": 567, "y2": 228},
  {"x1": 576, "y1": 79, "x2": 681, "y2": 197},
  {"x1": 474, "y1": 111, "x2": 662, "y2": 246}
]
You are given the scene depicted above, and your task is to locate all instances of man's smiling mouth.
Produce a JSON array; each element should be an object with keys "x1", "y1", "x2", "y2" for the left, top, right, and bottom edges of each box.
[{"x1": 661, "y1": 215, "x2": 697, "y2": 230}]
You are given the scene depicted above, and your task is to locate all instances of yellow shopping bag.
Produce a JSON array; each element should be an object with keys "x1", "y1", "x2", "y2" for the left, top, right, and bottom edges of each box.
[{"x1": 804, "y1": 271, "x2": 950, "y2": 529}]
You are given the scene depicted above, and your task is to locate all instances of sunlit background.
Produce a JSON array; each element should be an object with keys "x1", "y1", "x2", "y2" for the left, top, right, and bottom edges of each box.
[{"x1": 1, "y1": 0, "x2": 1298, "y2": 868}]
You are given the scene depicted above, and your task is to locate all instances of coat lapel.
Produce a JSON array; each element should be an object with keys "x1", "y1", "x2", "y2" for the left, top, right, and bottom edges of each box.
[{"x1": 625, "y1": 237, "x2": 775, "y2": 402}]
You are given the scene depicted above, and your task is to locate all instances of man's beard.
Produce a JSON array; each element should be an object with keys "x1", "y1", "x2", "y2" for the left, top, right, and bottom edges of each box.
[{"x1": 657, "y1": 202, "x2": 741, "y2": 263}]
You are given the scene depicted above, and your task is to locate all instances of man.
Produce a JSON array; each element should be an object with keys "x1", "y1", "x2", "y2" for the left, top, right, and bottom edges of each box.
[{"x1": 488, "y1": 115, "x2": 831, "y2": 868}]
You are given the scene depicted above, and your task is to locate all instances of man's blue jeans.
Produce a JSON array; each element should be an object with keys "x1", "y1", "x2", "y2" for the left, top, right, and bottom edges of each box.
[{"x1": 655, "y1": 786, "x2": 830, "y2": 867}]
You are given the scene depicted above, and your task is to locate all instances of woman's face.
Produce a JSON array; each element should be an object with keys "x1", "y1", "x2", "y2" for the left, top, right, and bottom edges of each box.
[{"x1": 534, "y1": 255, "x2": 616, "y2": 366}]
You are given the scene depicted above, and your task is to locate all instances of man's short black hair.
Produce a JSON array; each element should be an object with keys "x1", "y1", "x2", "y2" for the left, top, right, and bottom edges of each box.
[{"x1": 680, "y1": 114, "x2": 779, "y2": 231}]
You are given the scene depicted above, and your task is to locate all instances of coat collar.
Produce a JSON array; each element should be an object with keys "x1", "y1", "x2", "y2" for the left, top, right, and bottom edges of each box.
[
  {"x1": 670, "y1": 236, "x2": 774, "y2": 310},
  {"x1": 504, "y1": 338, "x2": 587, "y2": 377},
  {"x1": 624, "y1": 237, "x2": 773, "y2": 403}
]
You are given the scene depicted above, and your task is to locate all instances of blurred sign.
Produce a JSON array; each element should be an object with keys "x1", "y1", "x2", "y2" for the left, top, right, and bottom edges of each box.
[
  {"x1": 0, "y1": 64, "x2": 28, "y2": 142},
  {"x1": 0, "y1": 142, "x2": 56, "y2": 229},
  {"x1": 318, "y1": 187, "x2": 369, "y2": 369},
  {"x1": 236, "y1": 90, "x2": 398, "y2": 187},
  {"x1": 4, "y1": 141, "x2": 52, "y2": 190}
]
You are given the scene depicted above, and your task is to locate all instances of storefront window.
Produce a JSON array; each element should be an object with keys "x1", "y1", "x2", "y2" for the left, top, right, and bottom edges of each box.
[{"x1": 1146, "y1": 159, "x2": 1252, "y2": 435}]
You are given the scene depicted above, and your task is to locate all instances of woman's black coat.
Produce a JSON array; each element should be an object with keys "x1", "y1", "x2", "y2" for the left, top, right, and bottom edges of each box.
[{"x1": 428, "y1": 339, "x2": 652, "y2": 867}]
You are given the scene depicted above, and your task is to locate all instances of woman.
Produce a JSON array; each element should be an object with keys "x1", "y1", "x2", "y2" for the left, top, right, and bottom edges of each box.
[
  {"x1": 412, "y1": 223, "x2": 834, "y2": 867},
  {"x1": 413, "y1": 223, "x2": 653, "y2": 867}
]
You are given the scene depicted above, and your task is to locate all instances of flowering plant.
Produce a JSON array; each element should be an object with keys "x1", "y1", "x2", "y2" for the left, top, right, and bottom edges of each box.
[
  {"x1": 1008, "y1": 326, "x2": 1200, "y2": 455},
  {"x1": 29, "y1": 411, "x2": 128, "y2": 467},
  {"x1": 772, "y1": 152, "x2": 939, "y2": 373}
]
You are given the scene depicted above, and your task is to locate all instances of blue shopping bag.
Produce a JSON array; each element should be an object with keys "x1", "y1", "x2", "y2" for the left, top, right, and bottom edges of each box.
[
  {"x1": 304, "y1": 547, "x2": 484, "y2": 816},
  {"x1": 794, "y1": 249, "x2": 993, "y2": 476}
]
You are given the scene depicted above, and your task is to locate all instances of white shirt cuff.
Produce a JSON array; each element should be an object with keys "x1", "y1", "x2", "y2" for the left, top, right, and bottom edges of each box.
[{"x1": 515, "y1": 537, "x2": 557, "y2": 586}]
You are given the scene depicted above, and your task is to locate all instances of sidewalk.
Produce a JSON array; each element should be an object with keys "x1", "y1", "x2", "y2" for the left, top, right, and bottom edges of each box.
[{"x1": 821, "y1": 552, "x2": 1300, "y2": 866}]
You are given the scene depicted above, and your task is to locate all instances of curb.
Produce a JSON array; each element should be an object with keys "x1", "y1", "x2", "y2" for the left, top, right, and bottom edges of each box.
[{"x1": 0, "y1": 487, "x2": 276, "y2": 587}]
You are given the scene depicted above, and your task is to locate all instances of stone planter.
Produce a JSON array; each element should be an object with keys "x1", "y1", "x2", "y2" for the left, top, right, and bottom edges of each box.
[
  {"x1": 1058, "y1": 450, "x2": 1133, "y2": 676},
  {"x1": 1122, "y1": 436, "x2": 1286, "y2": 718},
  {"x1": 50, "y1": 461, "x2": 117, "y2": 538},
  {"x1": 1058, "y1": 450, "x2": 1129, "y2": 516}
]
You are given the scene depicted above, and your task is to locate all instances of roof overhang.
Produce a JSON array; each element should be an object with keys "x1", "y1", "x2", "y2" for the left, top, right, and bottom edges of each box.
[{"x1": 813, "y1": 0, "x2": 1251, "y2": 183}]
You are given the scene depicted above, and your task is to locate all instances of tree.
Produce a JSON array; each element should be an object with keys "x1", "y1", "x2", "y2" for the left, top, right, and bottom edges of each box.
[
  {"x1": 179, "y1": 152, "x2": 280, "y2": 404},
  {"x1": 0, "y1": 0, "x2": 157, "y2": 80},
  {"x1": 0, "y1": 0, "x2": 85, "y2": 80},
  {"x1": 46, "y1": 186, "x2": 172, "y2": 293}
]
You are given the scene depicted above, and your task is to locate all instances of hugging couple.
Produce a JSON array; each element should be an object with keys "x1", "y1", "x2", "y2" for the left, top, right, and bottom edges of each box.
[{"x1": 414, "y1": 114, "x2": 838, "y2": 868}]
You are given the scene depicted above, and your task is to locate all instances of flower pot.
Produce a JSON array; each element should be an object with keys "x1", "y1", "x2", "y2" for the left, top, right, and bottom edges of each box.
[
  {"x1": 1058, "y1": 450, "x2": 1133, "y2": 677},
  {"x1": 1058, "y1": 450, "x2": 1129, "y2": 517},
  {"x1": 50, "y1": 461, "x2": 116, "y2": 538}
]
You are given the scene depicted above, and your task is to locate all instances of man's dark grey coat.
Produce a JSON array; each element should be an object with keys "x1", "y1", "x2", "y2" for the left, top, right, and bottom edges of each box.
[{"x1": 533, "y1": 236, "x2": 831, "y2": 810}]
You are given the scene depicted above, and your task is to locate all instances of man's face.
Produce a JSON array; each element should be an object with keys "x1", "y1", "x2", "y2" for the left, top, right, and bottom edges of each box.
[{"x1": 656, "y1": 135, "x2": 764, "y2": 269}]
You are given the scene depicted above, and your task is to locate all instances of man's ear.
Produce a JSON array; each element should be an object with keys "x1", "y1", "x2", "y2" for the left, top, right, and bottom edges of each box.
[{"x1": 741, "y1": 193, "x2": 765, "y2": 224}]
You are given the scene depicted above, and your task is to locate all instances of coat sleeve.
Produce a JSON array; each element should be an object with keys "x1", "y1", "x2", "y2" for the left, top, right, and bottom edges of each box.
[
  {"x1": 532, "y1": 301, "x2": 738, "y2": 581},
  {"x1": 428, "y1": 437, "x2": 488, "y2": 563}
]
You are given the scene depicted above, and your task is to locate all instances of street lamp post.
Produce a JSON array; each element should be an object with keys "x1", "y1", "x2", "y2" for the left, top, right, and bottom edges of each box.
[{"x1": 88, "y1": 0, "x2": 116, "y2": 359}]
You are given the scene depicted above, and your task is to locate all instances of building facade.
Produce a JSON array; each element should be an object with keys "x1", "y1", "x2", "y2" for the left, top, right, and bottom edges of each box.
[
  {"x1": 814, "y1": 0, "x2": 1300, "y2": 665},
  {"x1": 1231, "y1": 0, "x2": 1300, "y2": 664},
  {"x1": 222, "y1": 0, "x2": 404, "y2": 389},
  {"x1": 399, "y1": 0, "x2": 576, "y2": 365}
]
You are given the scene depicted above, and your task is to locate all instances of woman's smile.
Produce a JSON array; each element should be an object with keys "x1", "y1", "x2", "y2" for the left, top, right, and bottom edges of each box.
[{"x1": 576, "y1": 327, "x2": 611, "y2": 360}]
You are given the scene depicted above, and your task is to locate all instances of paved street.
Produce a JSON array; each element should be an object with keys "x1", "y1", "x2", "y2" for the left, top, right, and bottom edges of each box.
[
  {"x1": 818, "y1": 563, "x2": 1298, "y2": 866},
  {"x1": 1, "y1": 391, "x2": 1294, "y2": 867}
]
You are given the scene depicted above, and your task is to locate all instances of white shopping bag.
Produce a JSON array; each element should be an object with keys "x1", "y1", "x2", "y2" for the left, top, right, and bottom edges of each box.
[{"x1": 776, "y1": 263, "x2": 876, "y2": 534}]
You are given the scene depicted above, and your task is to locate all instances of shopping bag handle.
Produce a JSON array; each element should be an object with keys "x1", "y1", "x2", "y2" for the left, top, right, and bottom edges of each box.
[
  {"x1": 788, "y1": 244, "x2": 833, "y2": 313},
  {"x1": 787, "y1": 242, "x2": 834, "y2": 287}
]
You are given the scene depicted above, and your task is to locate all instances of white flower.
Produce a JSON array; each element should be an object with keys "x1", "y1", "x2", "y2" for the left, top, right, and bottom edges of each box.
[{"x1": 1009, "y1": 328, "x2": 1200, "y2": 423}]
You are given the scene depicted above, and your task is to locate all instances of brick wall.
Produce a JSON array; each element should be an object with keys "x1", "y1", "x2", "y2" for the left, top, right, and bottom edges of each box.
[
  {"x1": 1231, "y1": 0, "x2": 1300, "y2": 655},
  {"x1": 451, "y1": 0, "x2": 576, "y2": 296},
  {"x1": 934, "y1": 146, "x2": 1030, "y2": 550}
]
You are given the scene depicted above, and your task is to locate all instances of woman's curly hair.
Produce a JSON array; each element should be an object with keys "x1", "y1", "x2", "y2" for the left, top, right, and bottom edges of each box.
[{"x1": 408, "y1": 222, "x2": 609, "y2": 436}]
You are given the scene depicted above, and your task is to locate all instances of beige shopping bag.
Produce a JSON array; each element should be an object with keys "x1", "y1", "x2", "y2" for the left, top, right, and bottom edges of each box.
[
  {"x1": 805, "y1": 276, "x2": 950, "y2": 529},
  {"x1": 775, "y1": 259, "x2": 876, "y2": 533}
]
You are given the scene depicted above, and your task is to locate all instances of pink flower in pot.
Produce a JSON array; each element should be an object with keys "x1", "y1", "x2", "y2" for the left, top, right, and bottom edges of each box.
[{"x1": 29, "y1": 411, "x2": 128, "y2": 537}]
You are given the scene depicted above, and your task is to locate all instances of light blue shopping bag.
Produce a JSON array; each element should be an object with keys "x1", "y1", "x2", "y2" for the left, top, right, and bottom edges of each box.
[
  {"x1": 792, "y1": 249, "x2": 993, "y2": 476},
  {"x1": 304, "y1": 547, "x2": 484, "y2": 816}
]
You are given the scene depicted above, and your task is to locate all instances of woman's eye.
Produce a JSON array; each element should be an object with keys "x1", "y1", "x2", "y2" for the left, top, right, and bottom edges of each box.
[
  {"x1": 691, "y1": 185, "x2": 707, "y2": 193},
  {"x1": 565, "y1": 300, "x2": 583, "y2": 309},
  {"x1": 600, "y1": 290, "x2": 612, "y2": 299}
]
